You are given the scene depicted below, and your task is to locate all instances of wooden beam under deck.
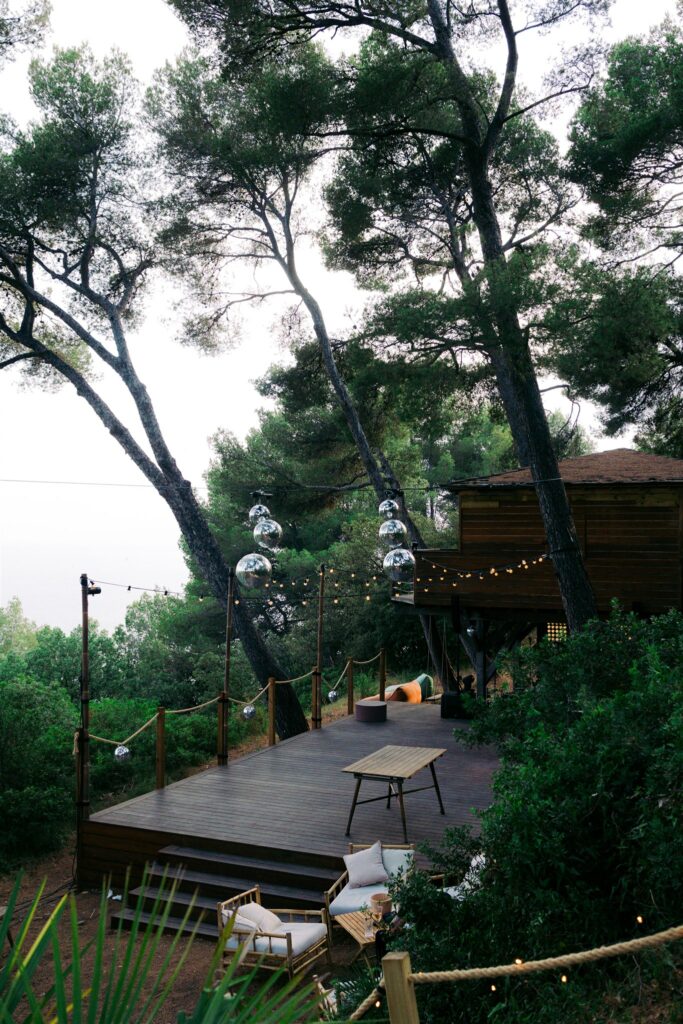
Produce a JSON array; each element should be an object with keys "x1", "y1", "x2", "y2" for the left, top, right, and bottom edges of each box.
[{"x1": 80, "y1": 703, "x2": 497, "y2": 888}]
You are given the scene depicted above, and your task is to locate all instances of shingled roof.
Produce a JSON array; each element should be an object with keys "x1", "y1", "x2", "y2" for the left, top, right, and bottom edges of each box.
[{"x1": 448, "y1": 448, "x2": 683, "y2": 491}]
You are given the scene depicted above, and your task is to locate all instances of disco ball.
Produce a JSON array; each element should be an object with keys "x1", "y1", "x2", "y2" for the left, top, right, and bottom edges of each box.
[
  {"x1": 242, "y1": 703, "x2": 256, "y2": 720},
  {"x1": 382, "y1": 547, "x2": 416, "y2": 583},
  {"x1": 379, "y1": 518, "x2": 408, "y2": 550},
  {"x1": 378, "y1": 498, "x2": 400, "y2": 520},
  {"x1": 248, "y1": 503, "x2": 270, "y2": 526},
  {"x1": 253, "y1": 517, "x2": 283, "y2": 551},
  {"x1": 114, "y1": 744, "x2": 131, "y2": 762},
  {"x1": 235, "y1": 552, "x2": 272, "y2": 589},
  {"x1": 328, "y1": 689, "x2": 338, "y2": 703}
]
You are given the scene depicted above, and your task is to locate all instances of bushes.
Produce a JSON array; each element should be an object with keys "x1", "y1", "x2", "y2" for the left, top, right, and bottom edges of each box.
[
  {"x1": 0, "y1": 680, "x2": 77, "y2": 869},
  {"x1": 385, "y1": 608, "x2": 683, "y2": 1024}
]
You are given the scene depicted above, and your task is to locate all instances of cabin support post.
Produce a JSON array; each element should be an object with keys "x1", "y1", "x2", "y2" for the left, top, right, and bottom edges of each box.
[
  {"x1": 379, "y1": 648, "x2": 387, "y2": 701},
  {"x1": 346, "y1": 658, "x2": 354, "y2": 716},
  {"x1": 156, "y1": 707, "x2": 166, "y2": 789},
  {"x1": 314, "y1": 564, "x2": 325, "y2": 729},
  {"x1": 383, "y1": 951, "x2": 420, "y2": 1024},
  {"x1": 268, "y1": 677, "x2": 276, "y2": 746}
]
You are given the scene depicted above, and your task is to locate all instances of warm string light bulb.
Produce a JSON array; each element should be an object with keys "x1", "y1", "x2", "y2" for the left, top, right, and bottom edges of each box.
[{"x1": 561, "y1": 975, "x2": 568, "y2": 984}]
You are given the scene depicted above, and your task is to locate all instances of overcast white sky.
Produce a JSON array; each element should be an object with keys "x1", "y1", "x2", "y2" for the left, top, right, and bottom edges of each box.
[{"x1": 0, "y1": 0, "x2": 676, "y2": 631}]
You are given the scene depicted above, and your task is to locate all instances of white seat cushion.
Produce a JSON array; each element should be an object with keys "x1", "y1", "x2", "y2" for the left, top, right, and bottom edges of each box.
[
  {"x1": 224, "y1": 921, "x2": 326, "y2": 958},
  {"x1": 329, "y1": 879, "x2": 391, "y2": 916}
]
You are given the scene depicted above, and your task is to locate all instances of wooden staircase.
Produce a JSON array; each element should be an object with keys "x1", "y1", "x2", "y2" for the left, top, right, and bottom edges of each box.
[{"x1": 110, "y1": 843, "x2": 342, "y2": 939}]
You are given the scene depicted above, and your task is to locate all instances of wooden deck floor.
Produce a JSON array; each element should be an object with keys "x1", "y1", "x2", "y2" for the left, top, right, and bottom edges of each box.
[{"x1": 87, "y1": 704, "x2": 497, "y2": 871}]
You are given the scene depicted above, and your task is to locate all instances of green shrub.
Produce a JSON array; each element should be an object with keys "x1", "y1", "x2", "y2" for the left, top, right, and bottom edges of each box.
[
  {"x1": 384, "y1": 608, "x2": 683, "y2": 1024},
  {"x1": 0, "y1": 680, "x2": 77, "y2": 868}
]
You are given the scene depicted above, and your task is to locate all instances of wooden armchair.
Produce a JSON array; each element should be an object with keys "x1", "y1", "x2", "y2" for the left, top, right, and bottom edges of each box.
[
  {"x1": 217, "y1": 885, "x2": 329, "y2": 980},
  {"x1": 324, "y1": 843, "x2": 414, "y2": 945}
]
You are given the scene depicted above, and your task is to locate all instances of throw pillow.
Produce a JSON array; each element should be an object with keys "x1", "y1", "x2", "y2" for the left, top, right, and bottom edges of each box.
[
  {"x1": 344, "y1": 840, "x2": 388, "y2": 888},
  {"x1": 238, "y1": 901, "x2": 282, "y2": 932}
]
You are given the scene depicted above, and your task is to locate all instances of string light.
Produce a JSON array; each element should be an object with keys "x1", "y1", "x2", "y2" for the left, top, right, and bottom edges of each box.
[
  {"x1": 490, "y1": 984, "x2": 496, "y2": 992},
  {"x1": 561, "y1": 975, "x2": 568, "y2": 984},
  {"x1": 636, "y1": 915, "x2": 644, "y2": 924}
]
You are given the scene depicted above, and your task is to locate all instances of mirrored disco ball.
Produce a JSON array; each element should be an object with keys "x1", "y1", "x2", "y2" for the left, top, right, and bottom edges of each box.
[
  {"x1": 379, "y1": 518, "x2": 408, "y2": 549},
  {"x1": 114, "y1": 744, "x2": 131, "y2": 762},
  {"x1": 253, "y1": 517, "x2": 283, "y2": 551},
  {"x1": 235, "y1": 552, "x2": 272, "y2": 589},
  {"x1": 248, "y1": 503, "x2": 270, "y2": 526},
  {"x1": 328, "y1": 689, "x2": 338, "y2": 703},
  {"x1": 383, "y1": 547, "x2": 416, "y2": 583},
  {"x1": 378, "y1": 498, "x2": 400, "y2": 520},
  {"x1": 242, "y1": 703, "x2": 256, "y2": 720}
]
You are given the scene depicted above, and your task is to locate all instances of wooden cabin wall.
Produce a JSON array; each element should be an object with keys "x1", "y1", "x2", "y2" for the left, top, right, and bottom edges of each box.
[{"x1": 413, "y1": 486, "x2": 683, "y2": 615}]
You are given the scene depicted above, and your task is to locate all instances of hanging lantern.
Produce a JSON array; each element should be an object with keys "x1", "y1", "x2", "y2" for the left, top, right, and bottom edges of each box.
[
  {"x1": 328, "y1": 689, "x2": 338, "y2": 703},
  {"x1": 248, "y1": 503, "x2": 270, "y2": 526},
  {"x1": 235, "y1": 552, "x2": 272, "y2": 589},
  {"x1": 379, "y1": 518, "x2": 408, "y2": 550},
  {"x1": 242, "y1": 703, "x2": 256, "y2": 720},
  {"x1": 382, "y1": 547, "x2": 415, "y2": 583},
  {"x1": 114, "y1": 744, "x2": 131, "y2": 762},
  {"x1": 378, "y1": 498, "x2": 399, "y2": 520},
  {"x1": 253, "y1": 517, "x2": 283, "y2": 551}
]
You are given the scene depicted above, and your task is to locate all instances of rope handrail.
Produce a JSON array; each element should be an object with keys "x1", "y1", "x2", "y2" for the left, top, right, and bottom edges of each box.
[
  {"x1": 324, "y1": 660, "x2": 350, "y2": 695},
  {"x1": 274, "y1": 669, "x2": 315, "y2": 685},
  {"x1": 90, "y1": 712, "x2": 159, "y2": 748},
  {"x1": 408, "y1": 924, "x2": 683, "y2": 985},
  {"x1": 229, "y1": 682, "x2": 270, "y2": 706},
  {"x1": 348, "y1": 981, "x2": 385, "y2": 1021},
  {"x1": 353, "y1": 651, "x2": 382, "y2": 666},
  {"x1": 167, "y1": 695, "x2": 220, "y2": 715}
]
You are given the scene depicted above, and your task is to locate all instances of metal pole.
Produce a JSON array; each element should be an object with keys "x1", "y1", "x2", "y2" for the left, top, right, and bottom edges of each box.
[{"x1": 77, "y1": 572, "x2": 99, "y2": 886}]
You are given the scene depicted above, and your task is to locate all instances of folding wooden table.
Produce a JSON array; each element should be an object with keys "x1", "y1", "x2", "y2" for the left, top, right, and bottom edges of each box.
[{"x1": 342, "y1": 744, "x2": 446, "y2": 843}]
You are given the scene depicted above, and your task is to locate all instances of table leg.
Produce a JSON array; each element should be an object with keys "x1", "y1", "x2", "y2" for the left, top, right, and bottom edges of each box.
[
  {"x1": 386, "y1": 783, "x2": 392, "y2": 810},
  {"x1": 345, "y1": 776, "x2": 363, "y2": 835},
  {"x1": 430, "y1": 761, "x2": 446, "y2": 815},
  {"x1": 397, "y1": 780, "x2": 408, "y2": 843}
]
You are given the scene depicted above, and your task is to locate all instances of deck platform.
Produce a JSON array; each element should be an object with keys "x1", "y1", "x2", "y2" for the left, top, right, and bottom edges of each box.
[{"x1": 81, "y1": 703, "x2": 498, "y2": 888}]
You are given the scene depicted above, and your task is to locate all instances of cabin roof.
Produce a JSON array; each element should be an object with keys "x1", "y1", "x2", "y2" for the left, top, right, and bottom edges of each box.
[{"x1": 447, "y1": 448, "x2": 683, "y2": 492}]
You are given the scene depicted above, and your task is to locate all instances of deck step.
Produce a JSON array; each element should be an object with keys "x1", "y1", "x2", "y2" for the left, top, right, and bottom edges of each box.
[
  {"x1": 158, "y1": 844, "x2": 340, "y2": 887},
  {"x1": 110, "y1": 905, "x2": 218, "y2": 941},
  {"x1": 147, "y1": 862, "x2": 327, "y2": 909}
]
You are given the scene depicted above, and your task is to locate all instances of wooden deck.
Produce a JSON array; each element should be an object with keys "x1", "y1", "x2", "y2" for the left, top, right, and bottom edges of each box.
[{"x1": 81, "y1": 703, "x2": 498, "y2": 888}]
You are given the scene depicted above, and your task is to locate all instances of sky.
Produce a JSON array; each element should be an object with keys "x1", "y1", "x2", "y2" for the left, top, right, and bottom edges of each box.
[{"x1": 0, "y1": 0, "x2": 677, "y2": 632}]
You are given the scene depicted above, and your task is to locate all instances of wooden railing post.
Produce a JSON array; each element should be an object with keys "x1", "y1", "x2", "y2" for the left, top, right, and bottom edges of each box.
[
  {"x1": 217, "y1": 692, "x2": 229, "y2": 766},
  {"x1": 156, "y1": 707, "x2": 166, "y2": 789},
  {"x1": 383, "y1": 951, "x2": 420, "y2": 1024},
  {"x1": 312, "y1": 666, "x2": 323, "y2": 729},
  {"x1": 268, "y1": 678, "x2": 276, "y2": 746},
  {"x1": 346, "y1": 659, "x2": 354, "y2": 716},
  {"x1": 379, "y1": 648, "x2": 387, "y2": 702}
]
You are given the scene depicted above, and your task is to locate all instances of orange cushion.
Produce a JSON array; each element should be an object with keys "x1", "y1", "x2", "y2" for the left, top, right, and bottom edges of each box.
[{"x1": 384, "y1": 681, "x2": 422, "y2": 704}]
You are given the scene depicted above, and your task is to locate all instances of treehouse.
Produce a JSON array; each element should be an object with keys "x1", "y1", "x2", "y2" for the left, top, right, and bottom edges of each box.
[{"x1": 400, "y1": 449, "x2": 683, "y2": 698}]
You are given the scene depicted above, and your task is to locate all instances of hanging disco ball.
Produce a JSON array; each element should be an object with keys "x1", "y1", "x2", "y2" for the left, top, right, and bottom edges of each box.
[
  {"x1": 379, "y1": 518, "x2": 408, "y2": 550},
  {"x1": 378, "y1": 498, "x2": 400, "y2": 520},
  {"x1": 328, "y1": 689, "x2": 338, "y2": 703},
  {"x1": 235, "y1": 552, "x2": 272, "y2": 590},
  {"x1": 114, "y1": 744, "x2": 131, "y2": 763},
  {"x1": 382, "y1": 547, "x2": 416, "y2": 583},
  {"x1": 242, "y1": 703, "x2": 256, "y2": 720},
  {"x1": 248, "y1": 503, "x2": 270, "y2": 526},
  {"x1": 253, "y1": 517, "x2": 283, "y2": 551}
]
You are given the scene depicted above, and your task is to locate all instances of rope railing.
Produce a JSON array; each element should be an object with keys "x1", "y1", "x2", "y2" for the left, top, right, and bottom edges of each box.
[
  {"x1": 367, "y1": 924, "x2": 683, "y2": 1024},
  {"x1": 353, "y1": 651, "x2": 382, "y2": 666},
  {"x1": 274, "y1": 669, "x2": 315, "y2": 685},
  {"x1": 409, "y1": 924, "x2": 683, "y2": 985}
]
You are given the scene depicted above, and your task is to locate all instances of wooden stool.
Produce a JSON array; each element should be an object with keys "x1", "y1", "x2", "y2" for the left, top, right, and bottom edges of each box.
[{"x1": 354, "y1": 699, "x2": 387, "y2": 723}]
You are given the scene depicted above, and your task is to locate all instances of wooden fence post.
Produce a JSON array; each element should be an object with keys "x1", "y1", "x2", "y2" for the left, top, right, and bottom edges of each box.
[
  {"x1": 156, "y1": 707, "x2": 166, "y2": 789},
  {"x1": 379, "y1": 648, "x2": 387, "y2": 702},
  {"x1": 383, "y1": 951, "x2": 420, "y2": 1024},
  {"x1": 346, "y1": 659, "x2": 354, "y2": 716},
  {"x1": 312, "y1": 666, "x2": 323, "y2": 729},
  {"x1": 268, "y1": 678, "x2": 276, "y2": 746}
]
